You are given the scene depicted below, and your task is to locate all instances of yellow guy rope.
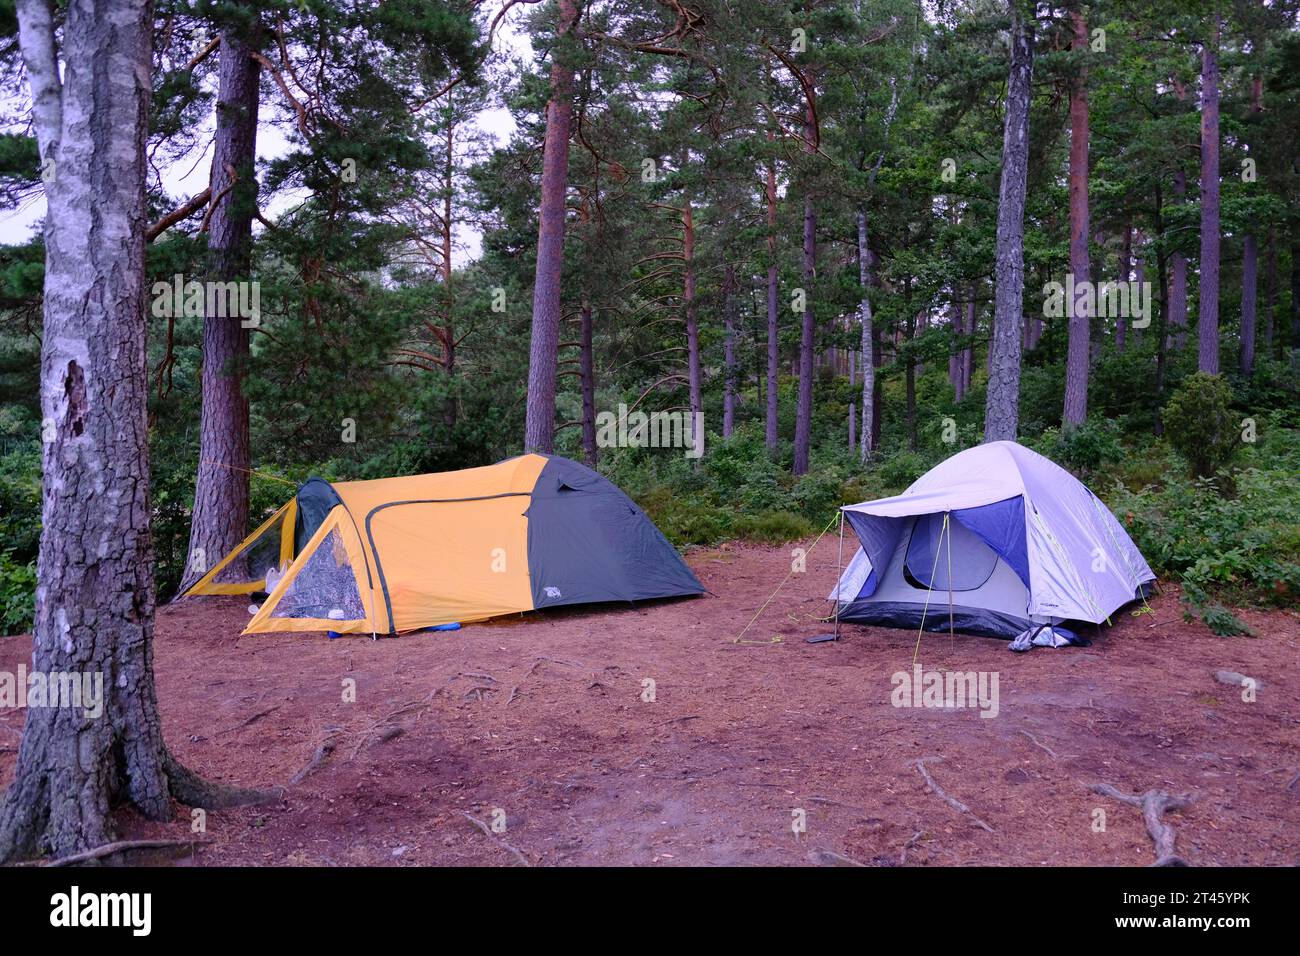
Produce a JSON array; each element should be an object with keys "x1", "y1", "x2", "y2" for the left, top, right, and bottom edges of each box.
[
  {"x1": 732, "y1": 510, "x2": 842, "y2": 645},
  {"x1": 911, "y1": 512, "x2": 951, "y2": 669}
]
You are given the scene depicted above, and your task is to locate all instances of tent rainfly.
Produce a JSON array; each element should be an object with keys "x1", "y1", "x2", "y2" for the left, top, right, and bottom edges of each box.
[
  {"x1": 829, "y1": 441, "x2": 1155, "y2": 645},
  {"x1": 185, "y1": 454, "x2": 703, "y2": 635}
]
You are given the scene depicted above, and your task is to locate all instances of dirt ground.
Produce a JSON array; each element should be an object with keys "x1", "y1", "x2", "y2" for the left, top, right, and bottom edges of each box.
[{"x1": 2, "y1": 541, "x2": 1297, "y2": 867}]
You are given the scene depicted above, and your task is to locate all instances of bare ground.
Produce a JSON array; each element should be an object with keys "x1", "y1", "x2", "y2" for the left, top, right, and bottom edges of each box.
[{"x1": 2, "y1": 541, "x2": 1297, "y2": 866}]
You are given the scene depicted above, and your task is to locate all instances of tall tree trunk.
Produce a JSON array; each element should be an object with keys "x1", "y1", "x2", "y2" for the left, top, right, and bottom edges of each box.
[
  {"x1": 903, "y1": 284, "x2": 918, "y2": 452},
  {"x1": 1116, "y1": 223, "x2": 1131, "y2": 352},
  {"x1": 765, "y1": 158, "x2": 779, "y2": 453},
  {"x1": 1241, "y1": 232, "x2": 1257, "y2": 375},
  {"x1": 984, "y1": 4, "x2": 1033, "y2": 443},
  {"x1": 441, "y1": 119, "x2": 458, "y2": 427},
  {"x1": 1263, "y1": 227, "x2": 1277, "y2": 355},
  {"x1": 871, "y1": 324, "x2": 883, "y2": 449},
  {"x1": 722, "y1": 265, "x2": 738, "y2": 438},
  {"x1": 1063, "y1": 7, "x2": 1091, "y2": 429},
  {"x1": 1291, "y1": 236, "x2": 1300, "y2": 353},
  {"x1": 523, "y1": 0, "x2": 579, "y2": 453},
  {"x1": 1170, "y1": 168, "x2": 1189, "y2": 350},
  {"x1": 793, "y1": 95, "x2": 817, "y2": 476},
  {"x1": 2, "y1": 0, "x2": 266, "y2": 864},
  {"x1": 1198, "y1": 12, "x2": 1221, "y2": 374},
  {"x1": 683, "y1": 201, "x2": 702, "y2": 459},
  {"x1": 963, "y1": 298, "x2": 975, "y2": 396},
  {"x1": 1168, "y1": 76, "x2": 1189, "y2": 351},
  {"x1": 579, "y1": 298, "x2": 597, "y2": 466},
  {"x1": 857, "y1": 208, "x2": 875, "y2": 462},
  {"x1": 177, "y1": 25, "x2": 261, "y2": 594}
]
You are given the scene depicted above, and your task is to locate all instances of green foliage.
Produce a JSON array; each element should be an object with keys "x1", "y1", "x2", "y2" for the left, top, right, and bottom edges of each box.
[
  {"x1": 1106, "y1": 447, "x2": 1300, "y2": 635},
  {"x1": 1163, "y1": 372, "x2": 1239, "y2": 478},
  {"x1": 0, "y1": 550, "x2": 36, "y2": 635},
  {"x1": 1027, "y1": 417, "x2": 1125, "y2": 478}
]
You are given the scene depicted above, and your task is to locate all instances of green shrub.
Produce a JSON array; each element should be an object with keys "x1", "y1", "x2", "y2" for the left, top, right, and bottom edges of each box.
[
  {"x1": 1163, "y1": 372, "x2": 1239, "y2": 478},
  {"x1": 1106, "y1": 462, "x2": 1300, "y2": 634},
  {"x1": 733, "y1": 510, "x2": 815, "y2": 544},
  {"x1": 0, "y1": 550, "x2": 36, "y2": 635},
  {"x1": 1028, "y1": 417, "x2": 1124, "y2": 477},
  {"x1": 875, "y1": 449, "x2": 928, "y2": 489},
  {"x1": 634, "y1": 486, "x2": 731, "y2": 547}
]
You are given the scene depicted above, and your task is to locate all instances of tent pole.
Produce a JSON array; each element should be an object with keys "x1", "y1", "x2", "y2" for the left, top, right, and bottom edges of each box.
[
  {"x1": 946, "y1": 512, "x2": 955, "y2": 653},
  {"x1": 834, "y1": 510, "x2": 845, "y2": 641}
]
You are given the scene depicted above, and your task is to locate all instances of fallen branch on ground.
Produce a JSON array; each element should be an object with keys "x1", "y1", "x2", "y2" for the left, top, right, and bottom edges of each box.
[
  {"x1": 1019, "y1": 729, "x2": 1059, "y2": 760},
  {"x1": 22, "y1": 838, "x2": 213, "y2": 868},
  {"x1": 1090, "y1": 783, "x2": 1194, "y2": 866},
  {"x1": 807, "y1": 847, "x2": 865, "y2": 867},
  {"x1": 900, "y1": 830, "x2": 925, "y2": 865},
  {"x1": 912, "y1": 758, "x2": 994, "y2": 832},
  {"x1": 459, "y1": 812, "x2": 531, "y2": 867},
  {"x1": 290, "y1": 738, "x2": 338, "y2": 785}
]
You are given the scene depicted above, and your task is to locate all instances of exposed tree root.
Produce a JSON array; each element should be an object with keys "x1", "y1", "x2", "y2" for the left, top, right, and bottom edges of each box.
[
  {"x1": 912, "y1": 758, "x2": 994, "y2": 832},
  {"x1": 164, "y1": 752, "x2": 283, "y2": 809},
  {"x1": 1090, "y1": 783, "x2": 1194, "y2": 866}
]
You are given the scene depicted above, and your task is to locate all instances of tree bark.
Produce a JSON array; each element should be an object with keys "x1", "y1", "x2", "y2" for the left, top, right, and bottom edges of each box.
[
  {"x1": 1063, "y1": 7, "x2": 1091, "y2": 429},
  {"x1": 793, "y1": 95, "x2": 817, "y2": 477},
  {"x1": 579, "y1": 299, "x2": 597, "y2": 466},
  {"x1": 1116, "y1": 222, "x2": 1131, "y2": 352},
  {"x1": 523, "y1": 0, "x2": 580, "y2": 453},
  {"x1": 1241, "y1": 232, "x2": 1257, "y2": 375},
  {"x1": 1198, "y1": 13, "x2": 1221, "y2": 374},
  {"x1": 765, "y1": 157, "x2": 779, "y2": 453},
  {"x1": 984, "y1": 4, "x2": 1033, "y2": 443},
  {"x1": 1262, "y1": 227, "x2": 1276, "y2": 355},
  {"x1": 178, "y1": 24, "x2": 261, "y2": 594},
  {"x1": 2, "y1": 0, "x2": 270, "y2": 865},
  {"x1": 722, "y1": 265, "x2": 738, "y2": 438},
  {"x1": 857, "y1": 208, "x2": 875, "y2": 462},
  {"x1": 683, "y1": 201, "x2": 702, "y2": 459}
]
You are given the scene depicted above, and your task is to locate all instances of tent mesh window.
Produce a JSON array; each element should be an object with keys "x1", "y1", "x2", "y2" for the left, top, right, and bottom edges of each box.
[
  {"x1": 271, "y1": 528, "x2": 365, "y2": 621},
  {"x1": 903, "y1": 513, "x2": 998, "y2": 591},
  {"x1": 212, "y1": 512, "x2": 286, "y2": 585}
]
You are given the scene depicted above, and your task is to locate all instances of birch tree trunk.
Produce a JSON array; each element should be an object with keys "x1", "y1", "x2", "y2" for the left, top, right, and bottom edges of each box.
[
  {"x1": 765, "y1": 158, "x2": 779, "y2": 453},
  {"x1": 1062, "y1": 7, "x2": 1091, "y2": 429},
  {"x1": 1, "y1": 0, "x2": 269, "y2": 864},
  {"x1": 857, "y1": 208, "x2": 875, "y2": 462},
  {"x1": 178, "y1": 24, "x2": 261, "y2": 594},
  {"x1": 792, "y1": 97, "x2": 817, "y2": 477},
  {"x1": 984, "y1": 3, "x2": 1033, "y2": 443},
  {"x1": 523, "y1": 0, "x2": 579, "y2": 453},
  {"x1": 1198, "y1": 13, "x2": 1221, "y2": 374}
]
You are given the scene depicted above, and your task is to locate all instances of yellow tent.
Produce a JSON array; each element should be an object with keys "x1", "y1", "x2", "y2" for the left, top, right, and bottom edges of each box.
[{"x1": 185, "y1": 454, "x2": 703, "y2": 636}]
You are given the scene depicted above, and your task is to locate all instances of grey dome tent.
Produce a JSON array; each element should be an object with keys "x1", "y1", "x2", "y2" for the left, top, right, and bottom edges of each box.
[{"x1": 829, "y1": 441, "x2": 1154, "y2": 644}]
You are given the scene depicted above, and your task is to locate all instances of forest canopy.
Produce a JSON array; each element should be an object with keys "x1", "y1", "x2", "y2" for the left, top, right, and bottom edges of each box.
[{"x1": 0, "y1": 0, "x2": 1296, "y2": 640}]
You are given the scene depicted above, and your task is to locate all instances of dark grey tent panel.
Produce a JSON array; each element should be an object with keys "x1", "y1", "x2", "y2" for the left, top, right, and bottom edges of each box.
[
  {"x1": 294, "y1": 477, "x2": 343, "y2": 554},
  {"x1": 525, "y1": 455, "x2": 704, "y2": 610}
]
